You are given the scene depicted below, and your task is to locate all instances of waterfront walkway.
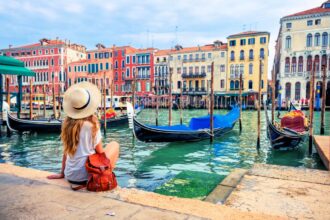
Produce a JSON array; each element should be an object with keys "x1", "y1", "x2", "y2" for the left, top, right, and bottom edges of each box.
[
  {"x1": 0, "y1": 163, "x2": 279, "y2": 220},
  {"x1": 314, "y1": 135, "x2": 330, "y2": 170},
  {"x1": 225, "y1": 164, "x2": 330, "y2": 220}
]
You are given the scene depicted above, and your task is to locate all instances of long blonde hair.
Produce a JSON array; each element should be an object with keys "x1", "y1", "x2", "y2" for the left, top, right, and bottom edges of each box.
[{"x1": 61, "y1": 114, "x2": 100, "y2": 157}]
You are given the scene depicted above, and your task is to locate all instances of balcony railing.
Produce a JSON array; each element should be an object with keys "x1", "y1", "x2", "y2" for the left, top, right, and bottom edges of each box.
[
  {"x1": 182, "y1": 58, "x2": 206, "y2": 63},
  {"x1": 136, "y1": 75, "x2": 150, "y2": 79},
  {"x1": 182, "y1": 87, "x2": 207, "y2": 94},
  {"x1": 182, "y1": 72, "x2": 206, "y2": 78}
]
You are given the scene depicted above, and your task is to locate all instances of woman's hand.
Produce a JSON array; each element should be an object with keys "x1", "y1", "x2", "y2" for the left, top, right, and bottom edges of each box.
[{"x1": 47, "y1": 173, "x2": 64, "y2": 179}]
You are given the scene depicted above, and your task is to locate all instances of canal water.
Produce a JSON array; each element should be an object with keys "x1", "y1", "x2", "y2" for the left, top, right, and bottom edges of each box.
[{"x1": 0, "y1": 109, "x2": 329, "y2": 199}]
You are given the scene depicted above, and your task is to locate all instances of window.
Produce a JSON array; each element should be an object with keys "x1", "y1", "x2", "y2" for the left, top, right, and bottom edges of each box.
[
  {"x1": 177, "y1": 67, "x2": 181, "y2": 74},
  {"x1": 307, "y1": 20, "x2": 313, "y2": 26},
  {"x1": 248, "y1": 38, "x2": 255, "y2": 45},
  {"x1": 95, "y1": 53, "x2": 98, "y2": 59},
  {"x1": 249, "y1": 63, "x2": 253, "y2": 74},
  {"x1": 132, "y1": 56, "x2": 136, "y2": 63},
  {"x1": 106, "y1": 62, "x2": 109, "y2": 70},
  {"x1": 88, "y1": 54, "x2": 91, "y2": 59},
  {"x1": 207, "y1": 65, "x2": 211, "y2": 72},
  {"x1": 286, "y1": 23, "x2": 292, "y2": 29},
  {"x1": 285, "y1": 36, "x2": 291, "y2": 49},
  {"x1": 307, "y1": 55, "x2": 312, "y2": 71},
  {"x1": 306, "y1": 34, "x2": 313, "y2": 47},
  {"x1": 240, "y1": 64, "x2": 244, "y2": 75},
  {"x1": 248, "y1": 80, "x2": 253, "y2": 90},
  {"x1": 230, "y1": 80, "x2": 235, "y2": 90},
  {"x1": 220, "y1": 52, "x2": 225, "y2": 57},
  {"x1": 105, "y1": 52, "x2": 109, "y2": 58},
  {"x1": 315, "y1": 33, "x2": 321, "y2": 46},
  {"x1": 177, "y1": 55, "x2": 181, "y2": 60},
  {"x1": 249, "y1": 49, "x2": 254, "y2": 60},
  {"x1": 315, "y1": 55, "x2": 320, "y2": 72},
  {"x1": 229, "y1": 40, "x2": 236, "y2": 46},
  {"x1": 315, "y1": 19, "x2": 321, "y2": 25},
  {"x1": 99, "y1": 53, "x2": 103, "y2": 59},
  {"x1": 295, "y1": 82, "x2": 301, "y2": 100},
  {"x1": 322, "y1": 32, "x2": 328, "y2": 47},
  {"x1": 260, "y1": 48, "x2": 265, "y2": 59},
  {"x1": 285, "y1": 82, "x2": 291, "y2": 99},
  {"x1": 201, "y1": 66, "x2": 205, "y2": 73},
  {"x1": 100, "y1": 63, "x2": 103, "y2": 70},
  {"x1": 285, "y1": 57, "x2": 290, "y2": 73},
  {"x1": 240, "y1": 39, "x2": 246, "y2": 45},
  {"x1": 220, "y1": 80, "x2": 225, "y2": 88},
  {"x1": 291, "y1": 57, "x2": 297, "y2": 72},
  {"x1": 121, "y1": 60, "x2": 125, "y2": 68},
  {"x1": 208, "y1": 53, "x2": 212, "y2": 58},
  {"x1": 230, "y1": 51, "x2": 235, "y2": 61},
  {"x1": 260, "y1": 37, "x2": 267, "y2": 44},
  {"x1": 298, "y1": 56, "x2": 303, "y2": 72},
  {"x1": 177, "y1": 81, "x2": 181, "y2": 89},
  {"x1": 183, "y1": 67, "x2": 187, "y2": 74},
  {"x1": 220, "y1": 65, "x2": 225, "y2": 72},
  {"x1": 240, "y1": 50, "x2": 244, "y2": 60},
  {"x1": 230, "y1": 65, "x2": 234, "y2": 75},
  {"x1": 189, "y1": 54, "x2": 193, "y2": 61}
]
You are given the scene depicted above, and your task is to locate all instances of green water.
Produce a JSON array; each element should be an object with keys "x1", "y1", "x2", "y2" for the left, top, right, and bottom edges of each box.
[{"x1": 0, "y1": 109, "x2": 329, "y2": 198}]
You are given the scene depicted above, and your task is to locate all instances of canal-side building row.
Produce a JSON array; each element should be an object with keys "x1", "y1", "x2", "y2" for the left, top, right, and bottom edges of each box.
[
  {"x1": 274, "y1": 0, "x2": 330, "y2": 106},
  {"x1": 0, "y1": 38, "x2": 86, "y2": 94}
]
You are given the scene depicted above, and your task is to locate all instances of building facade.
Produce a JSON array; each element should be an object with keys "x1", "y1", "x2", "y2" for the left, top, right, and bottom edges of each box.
[
  {"x1": 169, "y1": 42, "x2": 227, "y2": 107},
  {"x1": 275, "y1": 1, "x2": 330, "y2": 106},
  {"x1": 227, "y1": 31, "x2": 270, "y2": 97},
  {"x1": 0, "y1": 38, "x2": 86, "y2": 94},
  {"x1": 154, "y1": 49, "x2": 170, "y2": 96}
]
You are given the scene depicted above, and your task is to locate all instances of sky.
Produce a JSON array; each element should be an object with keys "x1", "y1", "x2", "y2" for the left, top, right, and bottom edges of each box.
[{"x1": 0, "y1": 0, "x2": 326, "y2": 75}]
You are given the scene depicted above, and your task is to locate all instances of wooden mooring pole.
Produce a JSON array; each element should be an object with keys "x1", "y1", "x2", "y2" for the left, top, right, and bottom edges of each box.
[
  {"x1": 6, "y1": 77, "x2": 10, "y2": 108},
  {"x1": 52, "y1": 73, "x2": 57, "y2": 119},
  {"x1": 168, "y1": 67, "x2": 173, "y2": 126},
  {"x1": 210, "y1": 62, "x2": 214, "y2": 143},
  {"x1": 43, "y1": 84, "x2": 46, "y2": 118},
  {"x1": 103, "y1": 72, "x2": 107, "y2": 133},
  {"x1": 309, "y1": 61, "x2": 316, "y2": 154},
  {"x1": 155, "y1": 70, "x2": 159, "y2": 126},
  {"x1": 271, "y1": 67, "x2": 275, "y2": 124},
  {"x1": 239, "y1": 73, "x2": 242, "y2": 133},
  {"x1": 320, "y1": 65, "x2": 326, "y2": 135},
  {"x1": 180, "y1": 81, "x2": 183, "y2": 125},
  {"x1": 257, "y1": 59, "x2": 262, "y2": 150},
  {"x1": 132, "y1": 69, "x2": 136, "y2": 109},
  {"x1": 29, "y1": 80, "x2": 33, "y2": 120}
]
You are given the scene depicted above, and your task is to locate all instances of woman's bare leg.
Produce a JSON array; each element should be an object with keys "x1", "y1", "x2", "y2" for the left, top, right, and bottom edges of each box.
[{"x1": 104, "y1": 141, "x2": 119, "y2": 169}]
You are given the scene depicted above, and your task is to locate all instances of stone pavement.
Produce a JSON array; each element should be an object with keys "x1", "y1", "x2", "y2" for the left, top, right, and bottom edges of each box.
[
  {"x1": 225, "y1": 164, "x2": 330, "y2": 220},
  {"x1": 0, "y1": 163, "x2": 281, "y2": 220}
]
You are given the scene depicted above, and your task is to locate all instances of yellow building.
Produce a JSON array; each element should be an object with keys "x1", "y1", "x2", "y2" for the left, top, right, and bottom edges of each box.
[{"x1": 227, "y1": 31, "x2": 270, "y2": 98}]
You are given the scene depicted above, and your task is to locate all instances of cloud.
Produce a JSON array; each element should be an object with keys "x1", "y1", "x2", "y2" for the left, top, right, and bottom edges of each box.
[{"x1": 0, "y1": 0, "x2": 327, "y2": 77}]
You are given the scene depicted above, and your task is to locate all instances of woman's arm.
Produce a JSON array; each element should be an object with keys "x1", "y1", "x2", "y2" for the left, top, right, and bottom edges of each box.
[{"x1": 47, "y1": 153, "x2": 67, "y2": 179}]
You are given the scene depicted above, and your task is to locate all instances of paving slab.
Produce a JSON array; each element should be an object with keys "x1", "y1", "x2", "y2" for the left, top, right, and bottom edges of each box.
[
  {"x1": 314, "y1": 135, "x2": 330, "y2": 170},
  {"x1": 225, "y1": 164, "x2": 330, "y2": 220}
]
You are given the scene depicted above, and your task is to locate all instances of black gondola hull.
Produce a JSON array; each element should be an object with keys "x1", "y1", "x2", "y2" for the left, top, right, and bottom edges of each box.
[
  {"x1": 133, "y1": 118, "x2": 236, "y2": 142},
  {"x1": 7, "y1": 113, "x2": 62, "y2": 133}
]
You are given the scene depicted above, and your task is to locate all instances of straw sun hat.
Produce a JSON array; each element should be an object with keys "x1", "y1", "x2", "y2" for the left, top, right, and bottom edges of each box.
[{"x1": 63, "y1": 82, "x2": 101, "y2": 119}]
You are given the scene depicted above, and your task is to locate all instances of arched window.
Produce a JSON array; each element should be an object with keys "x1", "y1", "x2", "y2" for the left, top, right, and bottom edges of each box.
[
  {"x1": 298, "y1": 56, "x2": 303, "y2": 72},
  {"x1": 230, "y1": 51, "x2": 235, "y2": 61},
  {"x1": 285, "y1": 57, "x2": 290, "y2": 73},
  {"x1": 285, "y1": 82, "x2": 291, "y2": 99},
  {"x1": 240, "y1": 50, "x2": 244, "y2": 60},
  {"x1": 306, "y1": 81, "x2": 310, "y2": 99},
  {"x1": 249, "y1": 49, "x2": 254, "y2": 60},
  {"x1": 315, "y1": 55, "x2": 320, "y2": 72},
  {"x1": 235, "y1": 80, "x2": 239, "y2": 90},
  {"x1": 230, "y1": 65, "x2": 234, "y2": 75},
  {"x1": 306, "y1": 34, "x2": 313, "y2": 47},
  {"x1": 240, "y1": 64, "x2": 244, "y2": 75},
  {"x1": 285, "y1": 36, "x2": 291, "y2": 49},
  {"x1": 322, "y1": 32, "x2": 328, "y2": 47},
  {"x1": 315, "y1": 33, "x2": 321, "y2": 46},
  {"x1": 295, "y1": 82, "x2": 301, "y2": 100},
  {"x1": 291, "y1": 57, "x2": 297, "y2": 72},
  {"x1": 235, "y1": 65, "x2": 239, "y2": 77},
  {"x1": 260, "y1": 48, "x2": 265, "y2": 59},
  {"x1": 248, "y1": 80, "x2": 253, "y2": 89},
  {"x1": 317, "y1": 81, "x2": 323, "y2": 97},
  {"x1": 230, "y1": 80, "x2": 235, "y2": 90},
  {"x1": 249, "y1": 63, "x2": 253, "y2": 74},
  {"x1": 307, "y1": 55, "x2": 312, "y2": 71},
  {"x1": 321, "y1": 54, "x2": 327, "y2": 69}
]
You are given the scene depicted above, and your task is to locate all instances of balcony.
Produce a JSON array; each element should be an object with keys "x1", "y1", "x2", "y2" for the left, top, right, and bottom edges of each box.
[
  {"x1": 182, "y1": 72, "x2": 206, "y2": 78},
  {"x1": 136, "y1": 75, "x2": 150, "y2": 79},
  {"x1": 29, "y1": 65, "x2": 49, "y2": 70},
  {"x1": 182, "y1": 87, "x2": 207, "y2": 95}
]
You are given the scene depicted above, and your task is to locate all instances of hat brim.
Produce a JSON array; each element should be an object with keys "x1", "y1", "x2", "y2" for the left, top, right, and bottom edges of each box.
[{"x1": 63, "y1": 82, "x2": 101, "y2": 119}]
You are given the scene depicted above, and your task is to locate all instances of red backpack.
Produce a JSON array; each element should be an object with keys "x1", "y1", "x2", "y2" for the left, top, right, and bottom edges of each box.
[{"x1": 71, "y1": 152, "x2": 117, "y2": 192}]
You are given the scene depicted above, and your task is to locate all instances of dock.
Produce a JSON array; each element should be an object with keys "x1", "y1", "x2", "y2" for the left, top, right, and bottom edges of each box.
[
  {"x1": 0, "y1": 163, "x2": 280, "y2": 220},
  {"x1": 225, "y1": 164, "x2": 330, "y2": 220},
  {"x1": 314, "y1": 135, "x2": 330, "y2": 170}
]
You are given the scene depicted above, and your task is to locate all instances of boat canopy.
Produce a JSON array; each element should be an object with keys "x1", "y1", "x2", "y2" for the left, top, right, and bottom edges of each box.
[{"x1": 0, "y1": 56, "x2": 36, "y2": 76}]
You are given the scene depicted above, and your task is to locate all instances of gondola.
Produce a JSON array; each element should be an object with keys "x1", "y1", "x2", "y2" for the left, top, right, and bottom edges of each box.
[
  {"x1": 6, "y1": 113, "x2": 62, "y2": 133},
  {"x1": 265, "y1": 103, "x2": 308, "y2": 150},
  {"x1": 131, "y1": 106, "x2": 240, "y2": 143},
  {"x1": 100, "y1": 107, "x2": 142, "y2": 127}
]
